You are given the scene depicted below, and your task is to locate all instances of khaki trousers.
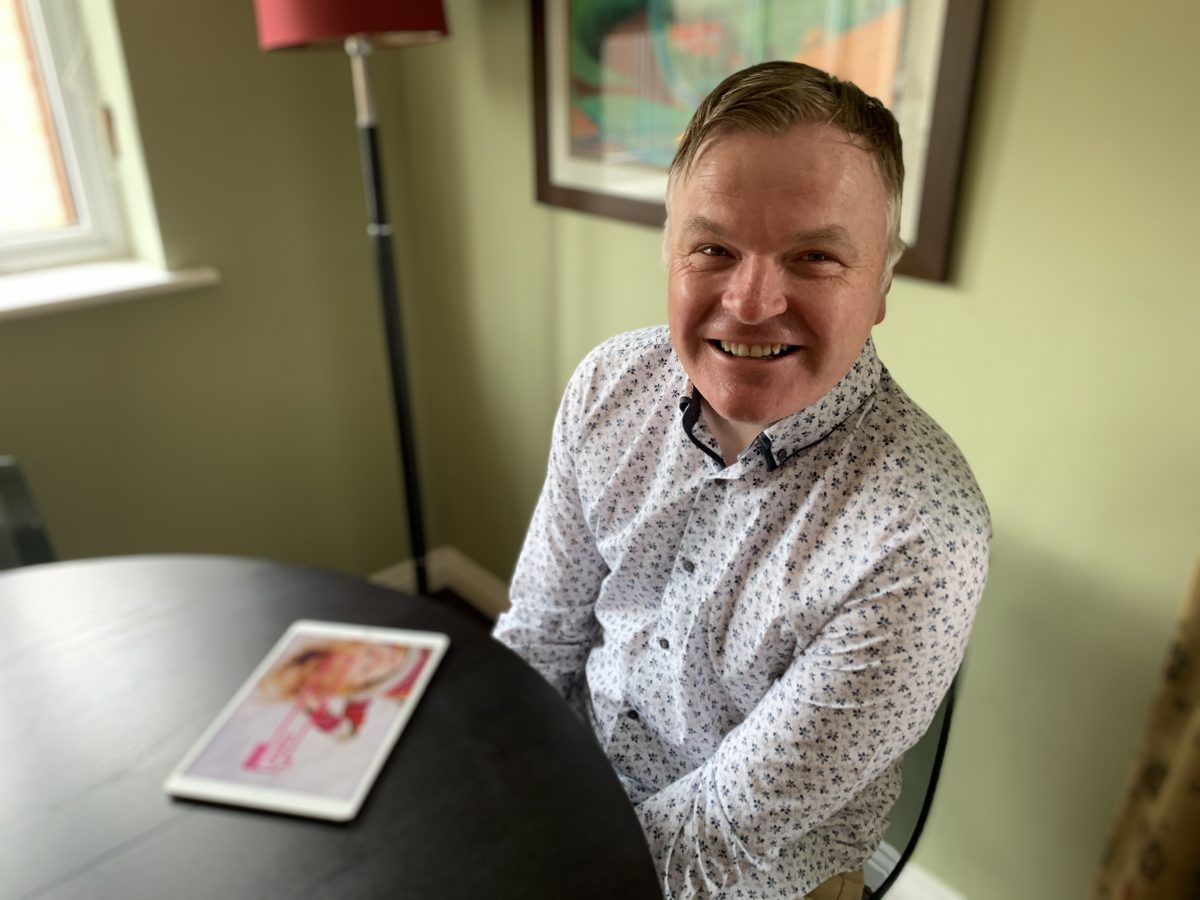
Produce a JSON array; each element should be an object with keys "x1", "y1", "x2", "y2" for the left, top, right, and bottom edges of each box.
[{"x1": 805, "y1": 869, "x2": 865, "y2": 900}]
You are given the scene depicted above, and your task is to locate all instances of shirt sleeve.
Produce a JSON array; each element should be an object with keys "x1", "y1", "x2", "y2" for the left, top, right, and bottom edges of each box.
[
  {"x1": 492, "y1": 362, "x2": 610, "y2": 700},
  {"x1": 634, "y1": 526, "x2": 987, "y2": 897}
]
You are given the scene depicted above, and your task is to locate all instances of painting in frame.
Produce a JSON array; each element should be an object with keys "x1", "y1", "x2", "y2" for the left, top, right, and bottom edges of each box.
[{"x1": 532, "y1": 0, "x2": 985, "y2": 282}]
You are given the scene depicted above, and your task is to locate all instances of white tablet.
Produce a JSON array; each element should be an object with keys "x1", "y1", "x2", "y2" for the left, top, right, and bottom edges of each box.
[{"x1": 164, "y1": 619, "x2": 449, "y2": 822}]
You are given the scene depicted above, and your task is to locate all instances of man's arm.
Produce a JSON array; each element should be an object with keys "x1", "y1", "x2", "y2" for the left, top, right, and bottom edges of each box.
[
  {"x1": 636, "y1": 530, "x2": 987, "y2": 897},
  {"x1": 493, "y1": 368, "x2": 609, "y2": 698}
]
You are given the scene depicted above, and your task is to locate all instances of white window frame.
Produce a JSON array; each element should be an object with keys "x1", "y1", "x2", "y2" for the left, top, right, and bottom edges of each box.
[
  {"x1": 0, "y1": 0, "x2": 128, "y2": 275},
  {"x1": 0, "y1": 0, "x2": 217, "y2": 323}
]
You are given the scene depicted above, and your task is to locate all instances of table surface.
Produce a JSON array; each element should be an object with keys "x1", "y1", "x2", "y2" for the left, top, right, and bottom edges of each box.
[{"x1": 0, "y1": 555, "x2": 662, "y2": 900}]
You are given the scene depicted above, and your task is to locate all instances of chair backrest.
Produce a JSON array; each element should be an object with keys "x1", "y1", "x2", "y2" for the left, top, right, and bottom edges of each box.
[
  {"x1": 865, "y1": 675, "x2": 959, "y2": 897},
  {"x1": 0, "y1": 457, "x2": 56, "y2": 570}
]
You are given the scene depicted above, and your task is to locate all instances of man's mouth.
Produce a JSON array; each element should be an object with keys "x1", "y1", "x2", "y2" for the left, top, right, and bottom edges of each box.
[{"x1": 714, "y1": 340, "x2": 795, "y2": 359}]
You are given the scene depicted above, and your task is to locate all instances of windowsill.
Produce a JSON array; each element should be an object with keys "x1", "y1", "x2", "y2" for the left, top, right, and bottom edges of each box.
[{"x1": 0, "y1": 260, "x2": 221, "y2": 324}]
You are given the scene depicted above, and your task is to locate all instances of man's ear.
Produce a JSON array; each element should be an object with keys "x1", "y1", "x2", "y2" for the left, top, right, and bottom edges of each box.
[{"x1": 874, "y1": 287, "x2": 889, "y2": 325}]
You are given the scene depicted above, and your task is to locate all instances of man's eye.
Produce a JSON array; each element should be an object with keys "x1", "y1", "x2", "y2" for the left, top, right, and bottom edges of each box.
[
  {"x1": 800, "y1": 251, "x2": 833, "y2": 263},
  {"x1": 698, "y1": 245, "x2": 729, "y2": 257}
]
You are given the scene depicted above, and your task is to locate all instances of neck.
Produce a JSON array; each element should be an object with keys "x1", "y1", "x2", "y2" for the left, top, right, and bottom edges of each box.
[{"x1": 701, "y1": 401, "x2": 766, "y2": 466}]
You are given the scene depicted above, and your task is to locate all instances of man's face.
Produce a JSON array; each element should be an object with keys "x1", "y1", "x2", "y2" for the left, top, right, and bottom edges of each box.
[{"x1": 666, "y1": 123, "x2": 891, "y2": 441}]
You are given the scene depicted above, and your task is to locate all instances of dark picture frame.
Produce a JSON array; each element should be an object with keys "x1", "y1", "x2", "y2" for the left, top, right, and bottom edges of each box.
[{"x1": 532, "y1": 0, "x2": 986, "y2": 282}]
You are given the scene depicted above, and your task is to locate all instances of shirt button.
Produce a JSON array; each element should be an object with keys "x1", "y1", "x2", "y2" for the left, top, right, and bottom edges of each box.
[
  {"x1": 681, "y1": 558, "x2": 695, "y2": 573},
  {"x1": 658, "y1": 637, "x2": 670, "y2": 650},
  {"x1": 626, "y1": 709, "x2": 639, "y2": 720}
]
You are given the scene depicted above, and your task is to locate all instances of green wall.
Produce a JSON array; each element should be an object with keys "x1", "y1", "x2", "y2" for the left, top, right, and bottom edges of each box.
[
  {"x1": 2, "y1": 0, "x2": 1197, "y2": 896},
  {"x1": 863, "y1": 3, "x2": 1200, "y2": 892},
  {"x1": 0, "y1": 0, "x2": 414, "y2": 574}
]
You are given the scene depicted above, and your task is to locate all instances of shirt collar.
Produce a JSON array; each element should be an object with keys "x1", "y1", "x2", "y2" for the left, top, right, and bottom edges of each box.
[{"x1": 678, "y1": 338, "x2": 881, "y2": 472}]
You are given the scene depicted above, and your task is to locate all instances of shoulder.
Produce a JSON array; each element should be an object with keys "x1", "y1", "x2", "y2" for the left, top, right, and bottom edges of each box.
[
  {"x1": 856, "y1": 368, "x2": 991, "y2": 548},
  {"x1": 809, "y1": 370, "x2": 990, "y2": 654},
  {"x1": 563, "y1": 326, "x2": 678, "y2": 414},
  {"x1": 574, "y1": 326, "x2": 674, "y2": 384},
  {"x1": 555, "y1": 326, "x2": 680, "y2": 453}
]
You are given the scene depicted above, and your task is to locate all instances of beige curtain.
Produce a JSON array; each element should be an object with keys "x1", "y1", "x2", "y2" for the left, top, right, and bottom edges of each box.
[{"x1": 1093, "y1": 559, "x2": 1200, "y2": 899}]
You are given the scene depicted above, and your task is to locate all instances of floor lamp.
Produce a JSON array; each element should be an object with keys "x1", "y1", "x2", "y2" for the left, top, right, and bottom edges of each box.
[{"x1": 254, "y1": 0, "x2": 448, "y2": 596}]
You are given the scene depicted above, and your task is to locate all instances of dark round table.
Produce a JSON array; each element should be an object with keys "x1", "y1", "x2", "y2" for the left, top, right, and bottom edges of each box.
[{"x1": 0, "y1": 555, "x2": 662, "y2": 900}]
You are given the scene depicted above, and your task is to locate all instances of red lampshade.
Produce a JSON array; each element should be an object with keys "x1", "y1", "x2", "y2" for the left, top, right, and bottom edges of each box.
[{"x1": 254, "y1": 0, "x2": 448, "y2": 50}]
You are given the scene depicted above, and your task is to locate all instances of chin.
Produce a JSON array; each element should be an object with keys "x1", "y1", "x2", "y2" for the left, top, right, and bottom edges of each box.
[{"x1": 704, "y1": 391, "x2": 795, "y2": 431}]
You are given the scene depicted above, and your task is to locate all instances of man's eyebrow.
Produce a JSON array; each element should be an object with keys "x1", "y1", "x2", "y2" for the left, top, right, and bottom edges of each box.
[
  {"x1": 679, "y1": 218, "x2": 858, "y2": 248},
  {"x1": 679, "y1": 215, "x2": 727, "y2": 239},
  {"x1": 789, "y1": 225, "x2": 855, "y2": 247}
]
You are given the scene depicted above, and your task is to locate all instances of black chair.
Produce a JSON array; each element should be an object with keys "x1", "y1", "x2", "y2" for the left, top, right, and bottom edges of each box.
[
  {"x1": 0, "y1": 457, "x2": 56, "y2": 569},
  {"x1": 865, "y1": 675, "x2": 959, "y2": 898}
]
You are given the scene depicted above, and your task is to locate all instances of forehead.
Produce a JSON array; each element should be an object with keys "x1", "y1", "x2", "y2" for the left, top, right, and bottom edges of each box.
[{"x1": 672, "y1": 123, "x2": 888, "y2": 225}]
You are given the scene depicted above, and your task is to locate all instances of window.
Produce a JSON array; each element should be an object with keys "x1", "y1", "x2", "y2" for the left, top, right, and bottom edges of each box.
[
  {"x1": 0, "y1": 0, "x2": 216, "y2": 322},
  {"x1": 1, "y1": 0, "x2": 127, "y2": 275}
]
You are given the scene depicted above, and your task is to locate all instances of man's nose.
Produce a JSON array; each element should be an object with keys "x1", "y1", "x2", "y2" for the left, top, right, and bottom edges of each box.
[{"x1": 721, "y1": 257, "x2": 788, "y2": 324}]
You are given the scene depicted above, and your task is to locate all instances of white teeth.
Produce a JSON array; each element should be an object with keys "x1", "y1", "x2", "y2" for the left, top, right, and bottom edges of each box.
[{"x1": 718, "y1": 340, "x2": 789, "y2": 359}]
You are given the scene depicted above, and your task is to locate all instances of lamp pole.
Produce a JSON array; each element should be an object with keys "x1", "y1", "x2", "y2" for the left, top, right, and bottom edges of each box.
[{"x1": 346, "y1": 36, "x2": 428, "y2": 596}]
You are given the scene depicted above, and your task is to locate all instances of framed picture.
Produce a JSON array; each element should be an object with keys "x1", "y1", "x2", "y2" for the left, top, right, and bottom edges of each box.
[{"x1": 531, "y1": 0, "x2": 986, "y2": 282}]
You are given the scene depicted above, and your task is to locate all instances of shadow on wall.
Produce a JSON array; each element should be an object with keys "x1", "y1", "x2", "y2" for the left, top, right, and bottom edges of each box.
[
  {"x1": 385, "y1": 3, "x2": 560, "y2": 577},
  {"x1": 930, "y1": 530, "x2": 1179, "y2": 896}
]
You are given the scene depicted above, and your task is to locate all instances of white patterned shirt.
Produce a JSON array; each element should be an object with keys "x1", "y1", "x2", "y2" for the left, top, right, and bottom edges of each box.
[{"x1": 494, "y1": 326, "x2": 990, "y2": 898}]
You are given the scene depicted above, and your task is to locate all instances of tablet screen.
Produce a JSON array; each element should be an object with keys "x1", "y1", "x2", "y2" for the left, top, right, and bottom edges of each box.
[{"x1": 164, "y1": 620, "x2": 449, "y2": 821}]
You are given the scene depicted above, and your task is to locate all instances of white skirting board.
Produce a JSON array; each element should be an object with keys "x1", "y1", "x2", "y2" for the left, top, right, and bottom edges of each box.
[
  {"x1": 866, "y1": 842, "x2": 965, "y2": 900},
  {"x1": 375, "y1": 550, "x2": 963, "y2": 900},
  {"x1": 372, "y1": 545, "x2": 509, "y2": 620}
]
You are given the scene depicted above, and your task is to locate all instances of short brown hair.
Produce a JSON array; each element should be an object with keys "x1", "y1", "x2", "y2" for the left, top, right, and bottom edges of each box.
[{"x1": 667, "y1": 61, "x2": 906, "y2": 274}]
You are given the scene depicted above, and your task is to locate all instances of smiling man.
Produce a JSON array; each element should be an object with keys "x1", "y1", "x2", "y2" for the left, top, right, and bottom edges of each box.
[{"x1": 494, "y1": 62, "x2": 990, "y2": 900}]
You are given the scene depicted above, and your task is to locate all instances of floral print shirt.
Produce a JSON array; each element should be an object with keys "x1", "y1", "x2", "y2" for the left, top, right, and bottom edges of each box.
[{"x1": 494, "y1": 326, "x2": 991, "y2": 898}]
